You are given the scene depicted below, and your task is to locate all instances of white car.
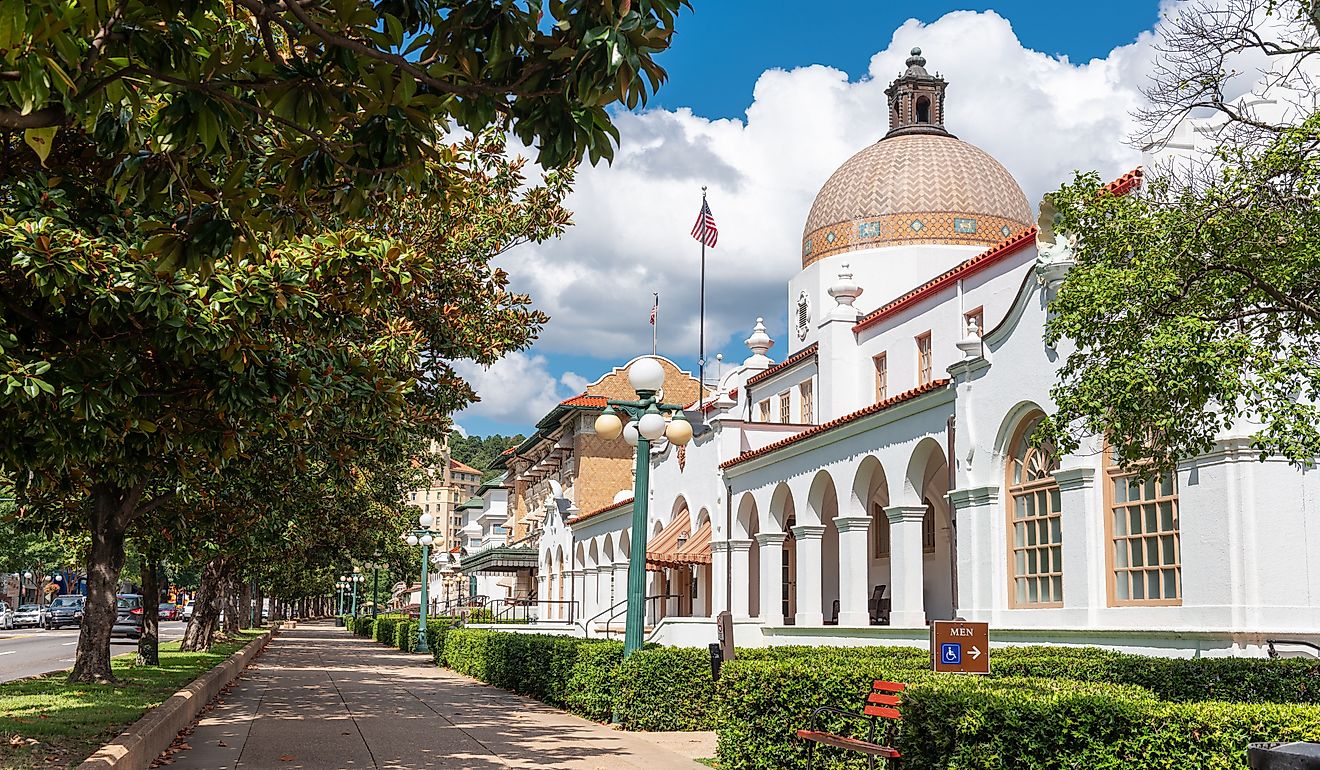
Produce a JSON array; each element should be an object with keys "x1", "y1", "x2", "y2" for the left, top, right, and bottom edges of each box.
[
  {"x1": 181, "y1": 601, "x2": 194, "y2": 620},
  {"x1": 0, "y1": 603, "x2": 15, "y2": 630},
  {"x1": 13, "y1": 604, "x2": 44, "y2": 628}
]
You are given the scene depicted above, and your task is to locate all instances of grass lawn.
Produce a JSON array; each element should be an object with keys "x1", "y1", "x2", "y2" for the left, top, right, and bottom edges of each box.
[{"x1": 0, "y1": 632, "x2": 261, "y2": 769}]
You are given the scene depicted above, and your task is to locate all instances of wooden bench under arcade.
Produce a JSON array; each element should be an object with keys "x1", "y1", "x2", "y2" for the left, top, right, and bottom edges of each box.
[{"x1": 795, "y1": 679, "x2": 905, "y2": 769}]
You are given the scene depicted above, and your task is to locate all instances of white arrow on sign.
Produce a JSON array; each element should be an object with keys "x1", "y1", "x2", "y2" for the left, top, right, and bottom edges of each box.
[{"x1": 969, "y1": 646, "x2": 982, "y2": 660}]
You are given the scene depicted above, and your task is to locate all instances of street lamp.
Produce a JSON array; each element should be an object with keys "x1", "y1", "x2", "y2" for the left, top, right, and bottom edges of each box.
[
  {"x1": 351, "y1": 567, "x2": 363, "y2": 617},
  {"x1": 591, "y1": 356, "x2": 693, "y2": 657},
  {"x1": 402, "y1": 512, "x2": 436, "y2": 655},
  {"x1": 364, "y1": 557, "x2": 388, "y2": 619},
  {"x1": 336, "y1": 575, "x2": 349, "y2": 617}
]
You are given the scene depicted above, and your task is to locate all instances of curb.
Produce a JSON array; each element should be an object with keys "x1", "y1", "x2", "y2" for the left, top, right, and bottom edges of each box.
[{"x1": 76, "y1": 629, "x2": 277, "y2": 770}]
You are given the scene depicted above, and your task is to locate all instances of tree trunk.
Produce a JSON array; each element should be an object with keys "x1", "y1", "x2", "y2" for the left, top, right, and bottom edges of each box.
[
  {"x1": 137, "y1": 557, "x2": 160, "y2": 666},
  {"x1": 239, "y1": 582, "x2": 252, "y2": 630},
  {"x1": 253, "y1": 583, "x2": 264, "y2": 627},
  {"x1": 222, "y1": 576, "x2": 239, "y2": 635},
  {"x1": 180, "y1": 556, "x2": 226, "y2": 651},
  {"x1": 69, "y1": 485, "x2": 135, "y2": 684}
]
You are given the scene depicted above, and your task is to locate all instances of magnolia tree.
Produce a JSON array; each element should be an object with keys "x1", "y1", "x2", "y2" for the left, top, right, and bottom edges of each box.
[
  {"x1": 1041, "y1": 0, "x2": 1320, "y2": 472},
  {"x1": 1, "y1": 1, "x2": 682, "y2": 682}
]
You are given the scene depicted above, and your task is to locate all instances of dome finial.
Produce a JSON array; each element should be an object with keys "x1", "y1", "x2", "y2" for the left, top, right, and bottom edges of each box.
[
  {"x1": 743, "y1": 317, "x2": 775, "y2": 370},
  {"x1": 886, "y1": 46, "x2": 946, "y2": 139}
]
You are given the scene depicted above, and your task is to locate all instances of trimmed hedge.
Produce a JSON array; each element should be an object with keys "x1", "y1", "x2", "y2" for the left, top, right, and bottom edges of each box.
[
  {"x1": 992, "y1": 645, "x2": 1320, "y2": 704},
  {"x1": 444, "y1": 628, "x2": 618, "y2": 712},
  {"x1": 617, "y1": 647, "x2": 717, "y2": 731}
]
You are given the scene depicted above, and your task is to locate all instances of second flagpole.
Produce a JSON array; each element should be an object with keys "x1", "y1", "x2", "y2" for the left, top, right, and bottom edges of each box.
[{"x1": 698, "y1": 187, "x2": 707, "y2": 410}]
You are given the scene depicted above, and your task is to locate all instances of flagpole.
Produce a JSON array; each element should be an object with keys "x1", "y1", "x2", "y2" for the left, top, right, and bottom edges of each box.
[
  {"x1": 699, "y1": 186, "x2": 707, "y2": 412},
  {"x1": 652, "y1": 292, "x2": 658, "y2": 356}
]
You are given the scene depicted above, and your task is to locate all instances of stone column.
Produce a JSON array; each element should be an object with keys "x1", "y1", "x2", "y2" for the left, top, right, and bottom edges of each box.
[
  {"x1": 582, "y1": 567, "x2": 599, "y2": 622},
  {"x1": 598, "y1": 565, "x2": 615, "y2": 614},
  {"x1": 710, "y1": 540, "x2": 731, "y2": 615},
  {"x1": 568, "y1": 570, "x2": 582, "y2": 622},
  {"x1": 887, "y1": 506, "x2": 927, "y2": 628},
  {"x1": 726, "y1": 539, "x2": 753, "y2": 618},
  {"x1": 792, "y1": 524, "x2": 826, "y2": 626},
  {"x1": 613, "y1": 560, "x2": 629, "y2": 620},
  {"x1": 755, "y1": 532, "x2": 786, "y2": 623},
  {"x1": 834, "y1": 516, "x2": 872, "y2": 627},
  {"x1": 947, "y1": 486, "x2": 998, "y2": 621}
]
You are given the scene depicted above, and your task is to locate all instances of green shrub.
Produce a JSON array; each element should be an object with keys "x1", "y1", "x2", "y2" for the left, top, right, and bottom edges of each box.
[
  {"x1": 565, "y1": 640, "x2": 623, "y2": 722},
  {"x1": 442, "y1": 629, "x2": 621, "y2": 717},
  {"x1": 617, "y1": 647, "x2": 718, "y2": 731},
  {"x1": 344, "y1": 616, "x2": 375, "y2": 638},
  {"x1": 993, "y1": 645, "x2": 1320, "y2": 704},
  {"x1": 373, "y1": 616, "x2": 398, "y2": 645},
  {"x1": 716, "y1": 656, "x2": 931, "y2": 769}
]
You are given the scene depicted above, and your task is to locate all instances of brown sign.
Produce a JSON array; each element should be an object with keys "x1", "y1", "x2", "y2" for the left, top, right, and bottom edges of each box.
[{"x1": 930, "y1": 620, "x2": 990, "y2": 674}]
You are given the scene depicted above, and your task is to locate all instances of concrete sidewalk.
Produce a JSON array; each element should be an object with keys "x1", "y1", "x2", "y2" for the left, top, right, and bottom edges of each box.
[{"x1": 159, "y1": 621, "x2": 713, "y2": 770}]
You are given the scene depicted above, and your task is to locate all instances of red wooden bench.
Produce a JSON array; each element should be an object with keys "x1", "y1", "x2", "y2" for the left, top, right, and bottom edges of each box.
[{"x1": 795, "y1": 679, "x2": 905, "y2": 769}]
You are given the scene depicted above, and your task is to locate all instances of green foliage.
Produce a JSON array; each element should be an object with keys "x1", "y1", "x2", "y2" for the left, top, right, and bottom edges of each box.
[
  {"x1": 448, "y1": 432, "x2": 524, "y2": 481},
  {"x1": 715, "y1": 645, "x2": 1320, "y2": 769},
  {"x1": 617, "y1": 647, "x2": 717, "y2": 731},
  {"x1": 373, "y1": 616, "x2": 400, "y2": 646},
  {"x1": 3, "y1": 0, "x2": 690, "y2": 255},
  {"x1": 1041, "y1": 112, "x2": 1320, "y2": 471},
  {"x1": 564, "y1": 640, "x2": 624, "y2": 723},
  {"x1": 442, "y1": 629, "x2": 619, "y2": 715}
]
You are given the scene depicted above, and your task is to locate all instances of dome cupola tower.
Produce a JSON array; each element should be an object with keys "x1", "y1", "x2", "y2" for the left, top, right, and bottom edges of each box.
[{"x1": 885, "y1": 48, "x2": 950, "y2": 138}]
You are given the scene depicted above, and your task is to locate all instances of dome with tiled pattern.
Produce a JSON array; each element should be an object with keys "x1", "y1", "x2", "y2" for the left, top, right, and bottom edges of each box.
[{"x1": 801, "y1": 133, "x2": 1032, "y2": 267}]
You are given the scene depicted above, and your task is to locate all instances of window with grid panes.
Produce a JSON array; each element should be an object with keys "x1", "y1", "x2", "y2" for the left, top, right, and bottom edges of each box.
[
  {"x1": 921, "y1": 499, "x2": 936, "y2": 553},
  {"x1": 799, "y1": 380, "x2": 814, "y2": 423},
  {"x1": 758, "y1": 399, "x2": 771, "y2": 421},
  {"x1": 917, "y1": 332, "x2": 933, "y2": 385},
  {"x1": 1108, "y1": 458, "x2": 1181, "y2": 605},
  {"x1": 874, "y1": 353, "x2": 888, "y2": 401},
  {"x1": 778, "y1": 391, "x2": 791, "y2": 422},
  {"x1": 872, "y1": 503, "x2": 890, "y2": 557},
  {"x1": 1007, "y1": 414, "x2": 1063, "y2": 607}
]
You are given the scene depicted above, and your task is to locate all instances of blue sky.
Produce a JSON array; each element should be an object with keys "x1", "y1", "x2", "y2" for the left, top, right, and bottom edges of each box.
[{"x1": 454, "y1": 2, "x2": 1163, "y2": 438}]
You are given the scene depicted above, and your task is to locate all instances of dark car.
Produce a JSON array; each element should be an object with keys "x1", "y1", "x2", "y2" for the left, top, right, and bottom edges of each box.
[
  {"x1": 45, "y1": 595, "x2": 85, "y2": 629},
  {"x1": 112, "y1": 594, "x2": 145, "y2": 640},
  {"x1": 158, "y1": 603, "x2": 178, "y2": 620}
]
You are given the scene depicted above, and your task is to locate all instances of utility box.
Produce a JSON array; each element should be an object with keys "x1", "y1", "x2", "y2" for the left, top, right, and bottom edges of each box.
[{"x1": 1249, "y1": 742, "x2": 1320, "y2": 770}]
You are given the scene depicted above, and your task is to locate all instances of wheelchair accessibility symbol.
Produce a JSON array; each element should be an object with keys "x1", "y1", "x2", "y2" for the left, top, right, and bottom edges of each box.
[
  {"x1": 931, "y1": 620, "x2": 990, "y2": 674},
  {"x1": 940, "y1": 643, "x2": 962, "y2": 665}
]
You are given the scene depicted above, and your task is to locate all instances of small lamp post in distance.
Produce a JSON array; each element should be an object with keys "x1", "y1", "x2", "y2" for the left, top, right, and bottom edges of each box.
[
  {"x1": 402, "y1": 513, "x2": 437, "y2": 655},
  {"x1": 591, "y1": 356, "x2": 694, "y2": 658}
]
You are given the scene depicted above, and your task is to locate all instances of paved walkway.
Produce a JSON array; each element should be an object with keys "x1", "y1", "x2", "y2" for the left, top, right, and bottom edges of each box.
[{"x1": 160, "y1": 622, "x2": 713, "y2": 770}]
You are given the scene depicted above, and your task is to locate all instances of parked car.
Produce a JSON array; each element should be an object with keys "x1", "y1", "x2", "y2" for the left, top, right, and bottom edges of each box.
[
  {"x1": 158, "y1": 603, "x2": 178, "y2": 620},
  {"x1": 13, "y1": 604, "x2": 45, "y2": 628},
  {"x1": 112, "y1": 594, "x2": 144, "y2": 640},
  {"x1": 0, "y1": 603, "x2": 13, "y2": 630},
  {"x1": 45, "y1": 595, "x2": 85, "y2": 629},
  {"x1": 180, "y1": 600, "x2": 194, "y2": 620}
]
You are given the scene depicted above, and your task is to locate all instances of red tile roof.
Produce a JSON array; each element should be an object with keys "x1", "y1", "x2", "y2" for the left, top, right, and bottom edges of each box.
[
  {"x1": 746, "y1": 342, "x2": 819, "y2": 388},
  {"x1": 720, "y1": 379, "x2": 951, "y2": 469},
  {"x1": 851, "y1": 167, "x2": 1143, "y2": 336},
  {"x1": 560, "y1": 393, "x2": 608, "y2": 408},
  {"x1": 501, "y1": 447, "x2": 516, "y2": 456},
  {"x1": 450, "y1": 459, "x2": 481, "y2": 475},
  {"x1": 852, "y1": 227, "x2": 1037, "y2": 333},
  {"x1": 1103, "y1": 166, "x2": 1143, "y2": 196},
  {"x1": 567, "y1": 496, "x2": 633, "y2": 525}
]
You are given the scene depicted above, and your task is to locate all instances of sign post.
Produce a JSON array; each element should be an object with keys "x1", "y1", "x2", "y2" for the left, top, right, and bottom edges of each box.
[{"x1": 930, "y1": 620, "x2": 990, "y2": 675}]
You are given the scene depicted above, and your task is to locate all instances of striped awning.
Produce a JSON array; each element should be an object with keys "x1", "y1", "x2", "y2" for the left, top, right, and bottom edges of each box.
[{"x1": 647, "y1": 517, "x2": 712, "y2": 570}]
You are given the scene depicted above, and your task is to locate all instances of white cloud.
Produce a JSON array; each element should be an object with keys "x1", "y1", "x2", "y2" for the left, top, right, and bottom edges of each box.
[
  {"x1": 499, "y1": 10, "x2": 1159, "y2": 367},
  {"x1": 451, "y1": 353, "x2": 573, "y2": 426}
]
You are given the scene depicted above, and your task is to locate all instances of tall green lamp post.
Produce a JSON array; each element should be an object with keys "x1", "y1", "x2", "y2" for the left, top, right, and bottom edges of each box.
[
  {"x1": 590, "y1": 356, "x2": 694, "y2": 657},
  {"x1": 402, "y1": 512, "x2": 437, "y2": 655},
  {"x1": 351, "y1": 567, "x2": 363, "y2": 617},
  {"x1": 364, "y1": 557, "x2": 387, "y2": 619}
]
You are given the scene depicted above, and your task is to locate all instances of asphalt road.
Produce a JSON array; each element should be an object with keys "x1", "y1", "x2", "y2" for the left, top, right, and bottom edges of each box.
[{"x1": 0, "y1": 621, "x2": 187, "y2": 683}]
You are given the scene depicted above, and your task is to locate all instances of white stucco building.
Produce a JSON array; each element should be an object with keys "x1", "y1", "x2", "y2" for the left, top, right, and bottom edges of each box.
[{"x1": 480, "y1": 49, "x2": 1320, "y2": 658}]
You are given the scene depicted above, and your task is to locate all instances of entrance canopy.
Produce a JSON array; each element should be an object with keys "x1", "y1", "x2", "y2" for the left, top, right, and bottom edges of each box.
[
  {"x1": 459, "y1": 546, "x2": 539, "y2": 575},
  {"x1": 647, "y1": 518, "x2": 712, "y2": 570}
]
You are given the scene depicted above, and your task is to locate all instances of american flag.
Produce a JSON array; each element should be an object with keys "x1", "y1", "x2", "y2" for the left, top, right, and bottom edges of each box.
[
  {"x1": 690, "y1": 198, "x2": 718, "y2": 248},
  {"x1": 650, "y1": 304, "x2": 657, "y2": 325}
]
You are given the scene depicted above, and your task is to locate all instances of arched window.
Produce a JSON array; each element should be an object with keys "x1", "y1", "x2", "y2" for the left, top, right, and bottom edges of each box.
[
  {"x1": 872, "y1": 503, "x2": 890, "y2": 558},
  {"x1": 921, "y1": 499, "x2": 936, "y2": 554},
  {"x1": 1107, "y1": 452, "x2": 1180, "y2": 605},
  {"x1": 916, "y1": 96, "x2": 931, "y2": 123},
  {"x1": 1007, "y1": 414, "x2": 1063, "y2": 607}
]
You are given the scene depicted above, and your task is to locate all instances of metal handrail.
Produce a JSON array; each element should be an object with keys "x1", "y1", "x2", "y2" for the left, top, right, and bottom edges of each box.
[
  {"x1": 576, "y1": 597, "x2": 630, "y2": 637},
  {"x1": 1266, "y1": 639, "x2": 1320, "y2": 659},
  {"x1": 592, "y1": 593, "x2": 680, "y2": 638}
]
